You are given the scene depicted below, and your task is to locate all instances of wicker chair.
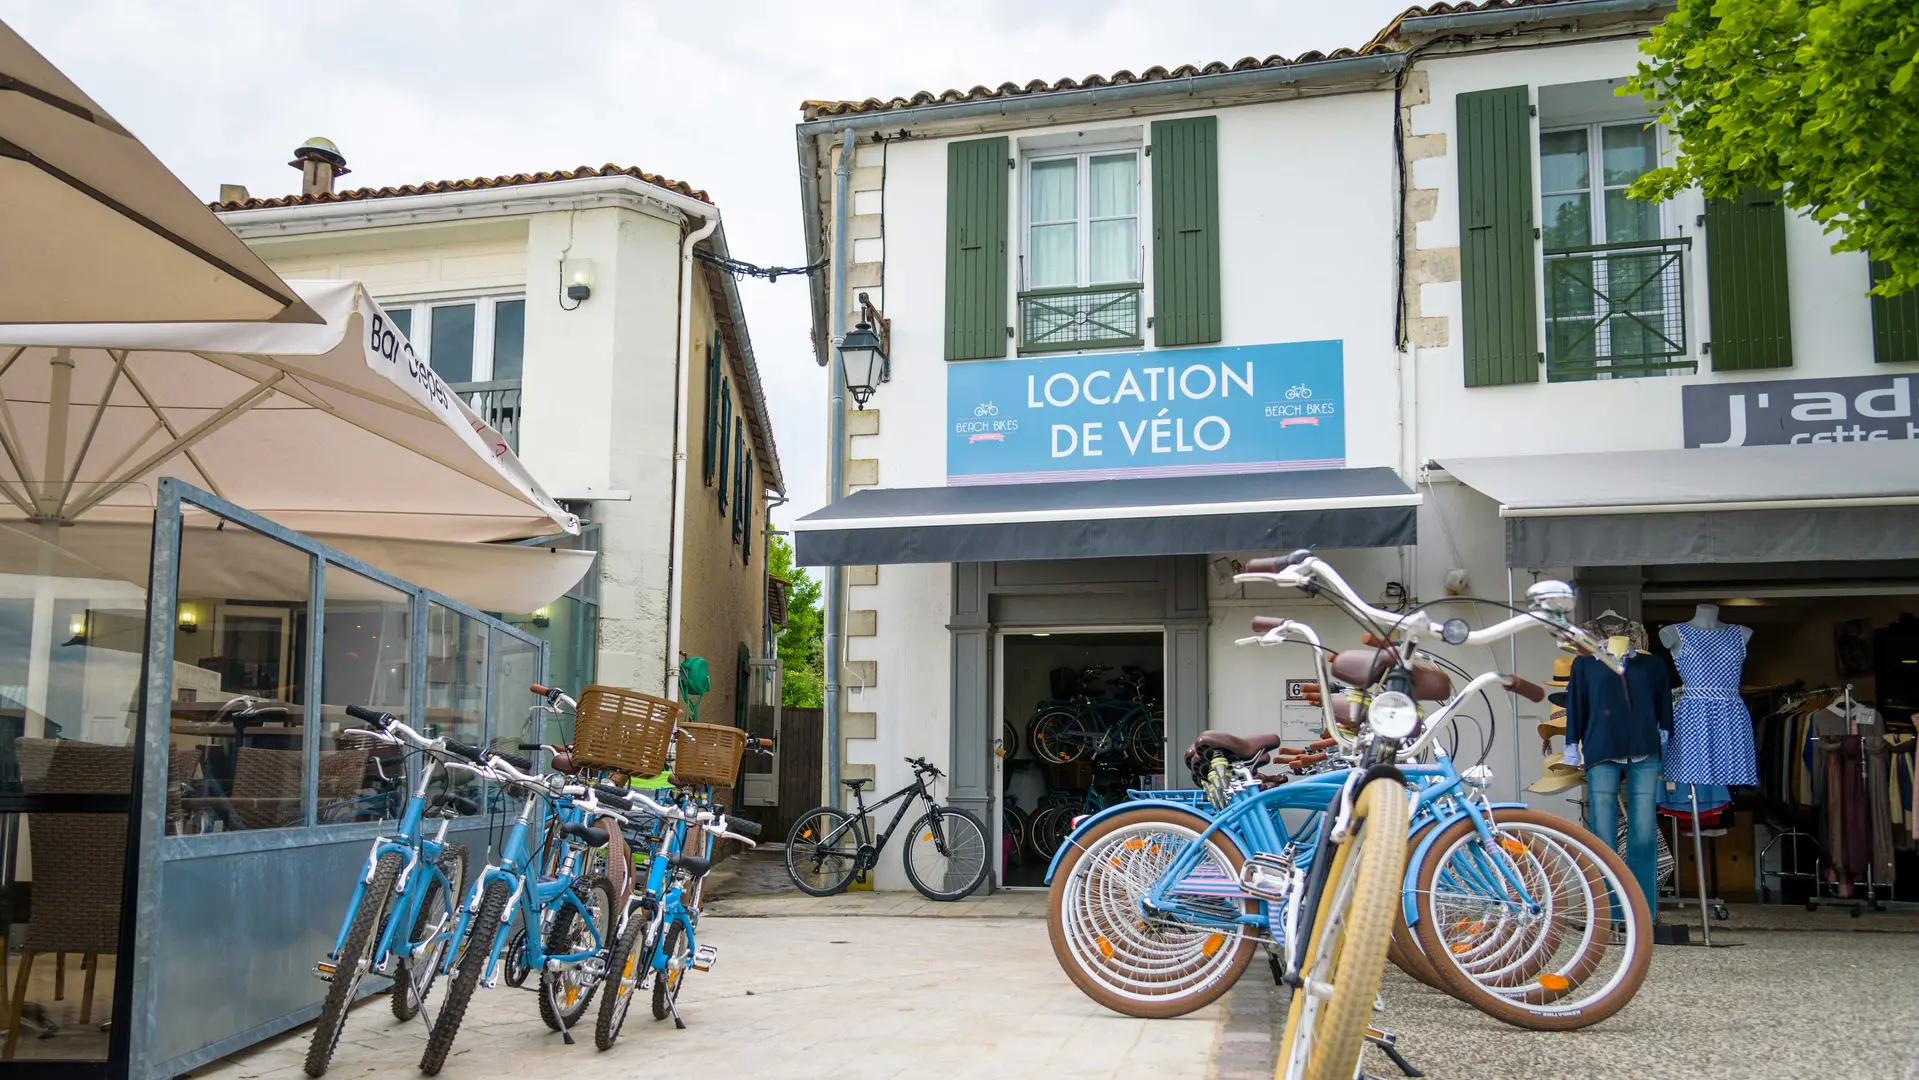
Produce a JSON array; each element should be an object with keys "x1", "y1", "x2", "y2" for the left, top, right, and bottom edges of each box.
[
  {"x1": 5, "y1": 738, "x2": 133, "y2": 1057},
  {"x1": 227, "y1": 746, "x2": 365, "y2": 830}
]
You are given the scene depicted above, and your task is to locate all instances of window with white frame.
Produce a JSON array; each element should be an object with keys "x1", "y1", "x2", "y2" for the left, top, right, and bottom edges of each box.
[
  {"x1": 377, "y1": 295, "x2": 527, "y2": 387},
  {"x1": 1025, "y1": 150, "x2": 1141, "y2": 289},
  {"x1": 1020, "y1": 146, "x2": 1143, "y2": 352},
  {"x1": 1538, "y1": 120, "x2": 1688, "y2": 378}
]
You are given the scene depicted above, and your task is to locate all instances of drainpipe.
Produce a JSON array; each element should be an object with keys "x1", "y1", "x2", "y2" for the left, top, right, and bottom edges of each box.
[
  {"x1": 823, "y1": 126, "x2": 855, "y2": 805},
  {"x1": 664, "y1": 209, "x2": 722, "y2": 699}
]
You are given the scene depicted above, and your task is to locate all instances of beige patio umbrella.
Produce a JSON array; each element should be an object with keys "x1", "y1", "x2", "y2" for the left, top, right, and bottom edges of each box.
[
  {"x1": 0, "y1": 277, "x2": 590, "y2": 607},
  {"x1": 0, "y1": 16, "x2": 318, "y2": 325}
]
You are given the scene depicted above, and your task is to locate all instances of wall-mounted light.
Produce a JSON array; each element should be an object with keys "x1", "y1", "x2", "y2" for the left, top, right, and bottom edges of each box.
[
  {"x1": 560, "y1": 258, "x2": 596, "y2": 309},
  {"x1": 64, "y1": 611, "x2": 89, "y2": 647},
  {"x1": 532, "y1": 606, "x2": 552, "y2": 627},
  {"x1": 838, "y1": 320, "x2": 887, "y2": 410},
  {"x1": 178, "y1": 605, "x2": 199, "y2": 634}
]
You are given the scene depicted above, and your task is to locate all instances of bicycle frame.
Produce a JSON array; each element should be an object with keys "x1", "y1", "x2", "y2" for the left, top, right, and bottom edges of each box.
[
  {"x1": 817, "y1": 773, "x2": 938, "y2": 861},
  {"x1": 442, "y1": 786, "x2": 605, "y2": 987},
  {"x1": 326, "y1": 749, "x2": 461, "y2": 977}
]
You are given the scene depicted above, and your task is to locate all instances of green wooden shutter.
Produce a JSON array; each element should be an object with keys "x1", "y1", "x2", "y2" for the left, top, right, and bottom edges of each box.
[
  {"x1": 1151, "y1": 116, "x2": 1223, "y2": 347},
  {"x1": 944, "y1": 137, "x2": 1009, "y2": 360},
  {"x1": 701, "y1": 339, "x2": 721, "y2": 485},
  {"x1": 1870, "y1": 261, "x2": 1919, "y2": 364},
  {"x1": 1456, "y1": 86, "x2": 1538, "y2": 387},
  {"x1": 732, "y1": 420, "x2": 745, "y2": 541},
  {"x1": 1705, "y1": 189, "x2": 1793, "y2": 371},
  {"x1": 741, "y1": 453, "x2": 754, "y2": 564},
  {"x1": 717, "y1": 381, "x2": 731, "y2": 512}
]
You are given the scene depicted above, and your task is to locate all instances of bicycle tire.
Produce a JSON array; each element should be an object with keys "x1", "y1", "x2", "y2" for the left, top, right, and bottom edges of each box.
[
  {"x1": 1046, "y1": 805, "x2": 1258, "y2": 1018},
  {"x1": 1386, "y1": 822, "x2": 1452, "y2": 994},
  {"x1": 538, "y1": 876, "x2": 616, "y2": 1031},
  {"x1": 1002, "y1": 802, "x2": 1031, "y2": 867},
  {"x1": 785, "y1": 807, "x2": 862, "y2": 896},
  {"x1": 420, "y1": 877, "x2": 510, "y2": 1075},
  {"x1": 392, "y1": 844, "x2": 468, "y2": 1022},
  {"x1": 903, "y1": 806, "x2": 990, "y2": 901},
  {"x1": 1128, "y1": 716, "x2": 1166, "y2": 772},
  {"x1": 1277, "y1": 777, "x2": 1409, "y2": 1080},
  {"x1": 594, "y1": 903, "x2": 649, "y2": 1050},
  {"x1": 1029, "y1": 708, "x2": 1089, "y2": 765},
  {"x1": 307, "y1": 850, "x2": 403, "y2": 1077},
  {"x1": 1410, "y1": 809, "x2": 1652, "y2": 1031},
  {"x1": 650, "y1": 920, "x2": 690, "y2": 1021}
]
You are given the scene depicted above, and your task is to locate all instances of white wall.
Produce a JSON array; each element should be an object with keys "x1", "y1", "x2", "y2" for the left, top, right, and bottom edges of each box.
[{"x1": 1409, "y1": 39, "x2": 1890, "y2": 462}]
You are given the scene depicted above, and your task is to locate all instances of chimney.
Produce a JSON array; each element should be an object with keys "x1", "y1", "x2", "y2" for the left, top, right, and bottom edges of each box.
[
  {"x1": 288, "y1": 137, "x2": 350, "y2": 197},
  {"x1": 218, "y1": 183, "x2": 250, "y2": 204}
]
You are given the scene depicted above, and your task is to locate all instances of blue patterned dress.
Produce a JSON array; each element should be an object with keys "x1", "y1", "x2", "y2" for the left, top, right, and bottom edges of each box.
[{"x1": 1667, "y1": 623, "x2": 1759, "y2": 786}]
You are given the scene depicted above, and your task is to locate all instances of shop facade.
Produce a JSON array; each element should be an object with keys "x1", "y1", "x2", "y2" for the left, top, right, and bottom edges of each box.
[{"x1": 794, "y1": 0, "x2": 1919, "y2": 894}]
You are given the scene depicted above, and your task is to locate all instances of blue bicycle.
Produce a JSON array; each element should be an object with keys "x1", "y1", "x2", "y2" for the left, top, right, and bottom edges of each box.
[
  {"x1": 419, "y1": 750, "x2": 620, "y2": 1074},
  {"x1": 304, "y1": 705, "x2": 477, "y2": 1077}
]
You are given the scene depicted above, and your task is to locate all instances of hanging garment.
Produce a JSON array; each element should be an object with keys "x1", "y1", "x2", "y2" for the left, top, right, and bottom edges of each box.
[
  {"x1": 1667, "y1": 624, "x2": 1759, "y2": 786},
  {"x1": 1866, "y1": 736, "x2": 1896, "y2": 885}
]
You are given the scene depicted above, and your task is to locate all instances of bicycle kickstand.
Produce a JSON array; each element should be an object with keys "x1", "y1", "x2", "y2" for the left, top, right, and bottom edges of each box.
[
  {"x1": 543, "y1": 976, "x2": 576, "y2": 1045},
  {"x1": 1363, "y1": 1027, "x2": 1423, "y2": 1079}
]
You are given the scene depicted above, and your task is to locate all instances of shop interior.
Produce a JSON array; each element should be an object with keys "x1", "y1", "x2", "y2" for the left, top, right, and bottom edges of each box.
[
  {"x1": 998, "y1": 631, "x2": 1165, "y2": 888},
  {"x1": 1558, "y1": 568, "x2": 1919, "y2": 919}
]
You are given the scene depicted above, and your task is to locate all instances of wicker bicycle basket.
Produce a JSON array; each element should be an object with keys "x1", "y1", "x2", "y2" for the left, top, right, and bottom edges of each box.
[
  {"x1": 672, "y1": 723, "x2": 748, "y2": 788},
  {"x1": 571, "y1": 685, "x2": 682, "y2": 776}
]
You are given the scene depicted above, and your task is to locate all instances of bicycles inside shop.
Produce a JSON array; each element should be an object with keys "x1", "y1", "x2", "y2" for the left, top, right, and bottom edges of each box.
[{"x1": 997, "y1": 631, "x2": 1166, "y2": 888}]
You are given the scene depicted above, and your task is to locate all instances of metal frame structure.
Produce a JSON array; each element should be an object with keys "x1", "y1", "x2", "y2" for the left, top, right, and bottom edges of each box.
[{"x1": 88, "y1": 477, "x2": 549, "y2": 1080}]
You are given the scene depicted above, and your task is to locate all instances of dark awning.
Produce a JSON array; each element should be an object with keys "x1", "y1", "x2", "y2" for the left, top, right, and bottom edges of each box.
[
  {"x1": 793, "y1": 467, "x2": 1419, "y2": 566},
  {"x1": 1441, "y1": 443, "x2": 1919, "y2": 567}
]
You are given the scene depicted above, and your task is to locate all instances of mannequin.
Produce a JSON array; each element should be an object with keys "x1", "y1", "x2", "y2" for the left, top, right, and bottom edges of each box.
[
  {"x1": 1566, "y1": 633, "x2": 1670, "y2": 905},
  {"x1": 1663, "y1": 604, "x2": 1759, "y2": 788},
  {"x1": 1659, "y1": 604, "x2": 1753, "y2": 654}
]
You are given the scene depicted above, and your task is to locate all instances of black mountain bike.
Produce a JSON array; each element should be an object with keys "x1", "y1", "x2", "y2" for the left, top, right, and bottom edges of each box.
[{"x1": 785, "y1": 757, "x2": 990, "y2": 901}]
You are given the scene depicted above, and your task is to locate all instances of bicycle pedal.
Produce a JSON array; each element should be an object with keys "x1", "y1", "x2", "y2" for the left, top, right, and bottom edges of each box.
[
  {"x1": 691, "y1": 944, "x2": 718, "y2": 972},
  {"x1": 312, "y1": 960, "x2": 336, "y2": 983}
]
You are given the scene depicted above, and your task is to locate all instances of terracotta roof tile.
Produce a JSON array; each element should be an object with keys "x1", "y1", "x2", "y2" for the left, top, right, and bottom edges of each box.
[
  {"x1": 210, "y1": 164, "x2": 710, "y2": 211},
  {"x1": 800, "y1": 0, "x2": 1593, "y2": 119}
]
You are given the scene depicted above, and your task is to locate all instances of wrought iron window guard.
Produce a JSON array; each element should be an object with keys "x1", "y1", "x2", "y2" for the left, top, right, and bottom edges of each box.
[
  {"x1": 1544, "y1": 236, "x2": 1693, "y2": 380},
  {"x1": 1018, "y1": 283, "x2": 1143, "y2": 353},
  {"x1": 450, "y1": 379, "x2": 522, "y2": 452}
]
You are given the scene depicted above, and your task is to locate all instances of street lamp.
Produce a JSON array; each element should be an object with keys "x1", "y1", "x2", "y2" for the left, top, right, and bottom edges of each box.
[{"x1": 838, "y1": 320, "x2": 887, "y2": 409}]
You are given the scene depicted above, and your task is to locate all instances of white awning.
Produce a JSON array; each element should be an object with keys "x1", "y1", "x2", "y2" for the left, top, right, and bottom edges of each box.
[{"x1": 1440, "y1": 443, "x2": 1919, "y2": 567}]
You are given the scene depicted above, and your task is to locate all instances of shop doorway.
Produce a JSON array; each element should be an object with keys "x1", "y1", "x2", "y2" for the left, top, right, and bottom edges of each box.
[
  {"x1": 1632, "y1": 577, "x2": 1919, "y2": 914},
  {"x1": 995, "y1": 630, "x2": 1166, "y2": 889}
]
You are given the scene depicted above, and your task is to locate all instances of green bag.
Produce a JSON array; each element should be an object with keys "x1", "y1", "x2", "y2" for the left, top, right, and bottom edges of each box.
[{"x1": 678, "y1": 655, "x2": 710, "y2": 722}]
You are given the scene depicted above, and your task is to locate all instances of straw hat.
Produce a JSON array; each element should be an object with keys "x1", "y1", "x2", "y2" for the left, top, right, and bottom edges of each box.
[
  {"x1": 1537, "y1": 705, "x2": 1566, "y2": 743},
  {"x1": 1527, "y1": 751, "x2": 1584, "y2": 794}
]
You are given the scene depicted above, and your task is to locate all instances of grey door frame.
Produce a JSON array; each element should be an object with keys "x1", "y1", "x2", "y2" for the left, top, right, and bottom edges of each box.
[{"x1": 949, "y1": 556, "x2": 1210, "y2": 891}]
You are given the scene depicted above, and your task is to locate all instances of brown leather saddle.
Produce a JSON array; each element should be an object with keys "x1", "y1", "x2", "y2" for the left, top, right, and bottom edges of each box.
[{"x1": 1328, "y1": 645, "x2": 1454, "y2": 700}]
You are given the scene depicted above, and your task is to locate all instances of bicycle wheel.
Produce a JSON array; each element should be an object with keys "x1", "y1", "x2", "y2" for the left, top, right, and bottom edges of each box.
[
  {"x1": 903, "y1": 806, "x2": 990, "y2": 901},
  {"x1": 1003, "y1": 719, "x2": 1020, "y2": 760},
  {"x1": 538, "y1": 876, "x2": 616, "y2": 1030},
  {"x1": 1003, "y1": 802, "x2": 1029, "y2": 868},
  {"x1": 1030, "y1": 708, "x2": 1089, "y2": 764},
  {"x1": 392, "y1": 844, "x2": 468, "y2": 1021},
  {"x1": 1046, "y1": 805, "x2": 1258, "y2": 1018},
  {"x1": 1387, "y1": 821, "x2": 1452, "y2": 994},
  {"x1": 786, "y1": 806, "x2": 863, "y2": 895},
  {"x1": 594, "y1": 903, "x2": 649, "y2": 1050},
  {"x1": 1411, "y1": 809, "x2": 1651, "y2": 1030},
  {"x1": 421, "y1": 877, "x2": 510, "y2": 1075},
  {"x1": 1029, "y1": 805, "x2": 1067, "y2": 860},
  {"x1": 650, "y1": 920, "x2": 691, "y2": 1021},
  {"x1": 306, "y1": 851, "x2": 402, "y2": 1077},
  {"x1": 1277, "y1": 777, "x2": 1410, "y2": 1080},
  {"x1": 1128, "y1": 716, "x2": 1166, "y2": 773}
]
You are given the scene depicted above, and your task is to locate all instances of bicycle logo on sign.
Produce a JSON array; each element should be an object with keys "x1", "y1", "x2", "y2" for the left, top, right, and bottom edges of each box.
[
  {"x1": 1285, "y1": 384, "x2": 1313, "y2": 400},
  {"x1": 974, "y1": 401, "x2": 1000, "y2": 417}
]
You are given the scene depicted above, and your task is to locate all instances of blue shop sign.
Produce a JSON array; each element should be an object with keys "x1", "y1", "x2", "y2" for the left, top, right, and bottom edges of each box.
[{"x1": 947, "y1": 340, "x2": 1346, "y2": 485}]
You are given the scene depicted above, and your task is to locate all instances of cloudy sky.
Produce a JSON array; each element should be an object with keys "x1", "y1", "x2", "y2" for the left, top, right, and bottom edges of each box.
[{"x1": 4, "y1": 0, "x2": 1415, "y2": 530}]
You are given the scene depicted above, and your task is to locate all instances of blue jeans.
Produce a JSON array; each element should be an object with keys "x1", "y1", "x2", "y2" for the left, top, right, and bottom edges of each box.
[{"x1": 1585, "y1": 756, "x2": 1660, "y2": 914}]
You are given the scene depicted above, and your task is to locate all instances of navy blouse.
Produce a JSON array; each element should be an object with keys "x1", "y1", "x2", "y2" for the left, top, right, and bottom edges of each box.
[{"x1": 1563, "y1": 652, "x2": 1672, "y2": 765}]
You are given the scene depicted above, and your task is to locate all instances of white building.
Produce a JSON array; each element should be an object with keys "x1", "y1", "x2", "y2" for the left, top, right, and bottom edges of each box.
[
  {"x1": 217, "y1": 153, "x2": 786, "y2": 732},
  {"x1": 792, "y1": 0, "x2": 1919, "y2": 893}
]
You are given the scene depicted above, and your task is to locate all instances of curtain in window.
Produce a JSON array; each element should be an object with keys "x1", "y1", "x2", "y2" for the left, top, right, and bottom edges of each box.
[
  {"x1": 1088, "y1": 154, "x2": 1137, "y2": 284},
  {"x1": 1028, "y1": 159, "x2": 1077, "y2": 288}
]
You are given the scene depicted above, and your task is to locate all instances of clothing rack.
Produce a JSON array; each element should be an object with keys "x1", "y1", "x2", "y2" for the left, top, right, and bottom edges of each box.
[{"x1": 1804, "y1": 684, "x2": 1919, "y2": 915}]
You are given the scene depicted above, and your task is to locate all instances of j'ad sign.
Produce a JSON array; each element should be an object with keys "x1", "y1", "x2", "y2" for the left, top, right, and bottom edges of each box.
[{"x1": 946, "y1": 340, "x2": 1346, "y2": 485}]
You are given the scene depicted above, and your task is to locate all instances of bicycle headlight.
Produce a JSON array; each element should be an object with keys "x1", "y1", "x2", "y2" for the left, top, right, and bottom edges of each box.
[{"x1": 1367, "y1": 691, "x2": 1420, "y2": 741}]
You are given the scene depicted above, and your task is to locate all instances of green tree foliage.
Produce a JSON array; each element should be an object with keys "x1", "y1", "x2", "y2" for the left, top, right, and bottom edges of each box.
[
  {"x1": 767, "y1": 533, "x2": 824, "y2": 708},
  {"x1": 1626, "y1": 0, "x2": 1919, "y2": 295}
]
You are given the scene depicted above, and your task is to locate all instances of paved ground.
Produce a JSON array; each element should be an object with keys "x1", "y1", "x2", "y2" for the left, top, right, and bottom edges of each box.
[
  {"x1": 196, "y1": 916, "x2": 1224, "y2": 1080},
  {"x1": 1365, "y1": 930, "x2": 1919, "y2": 1080}
]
